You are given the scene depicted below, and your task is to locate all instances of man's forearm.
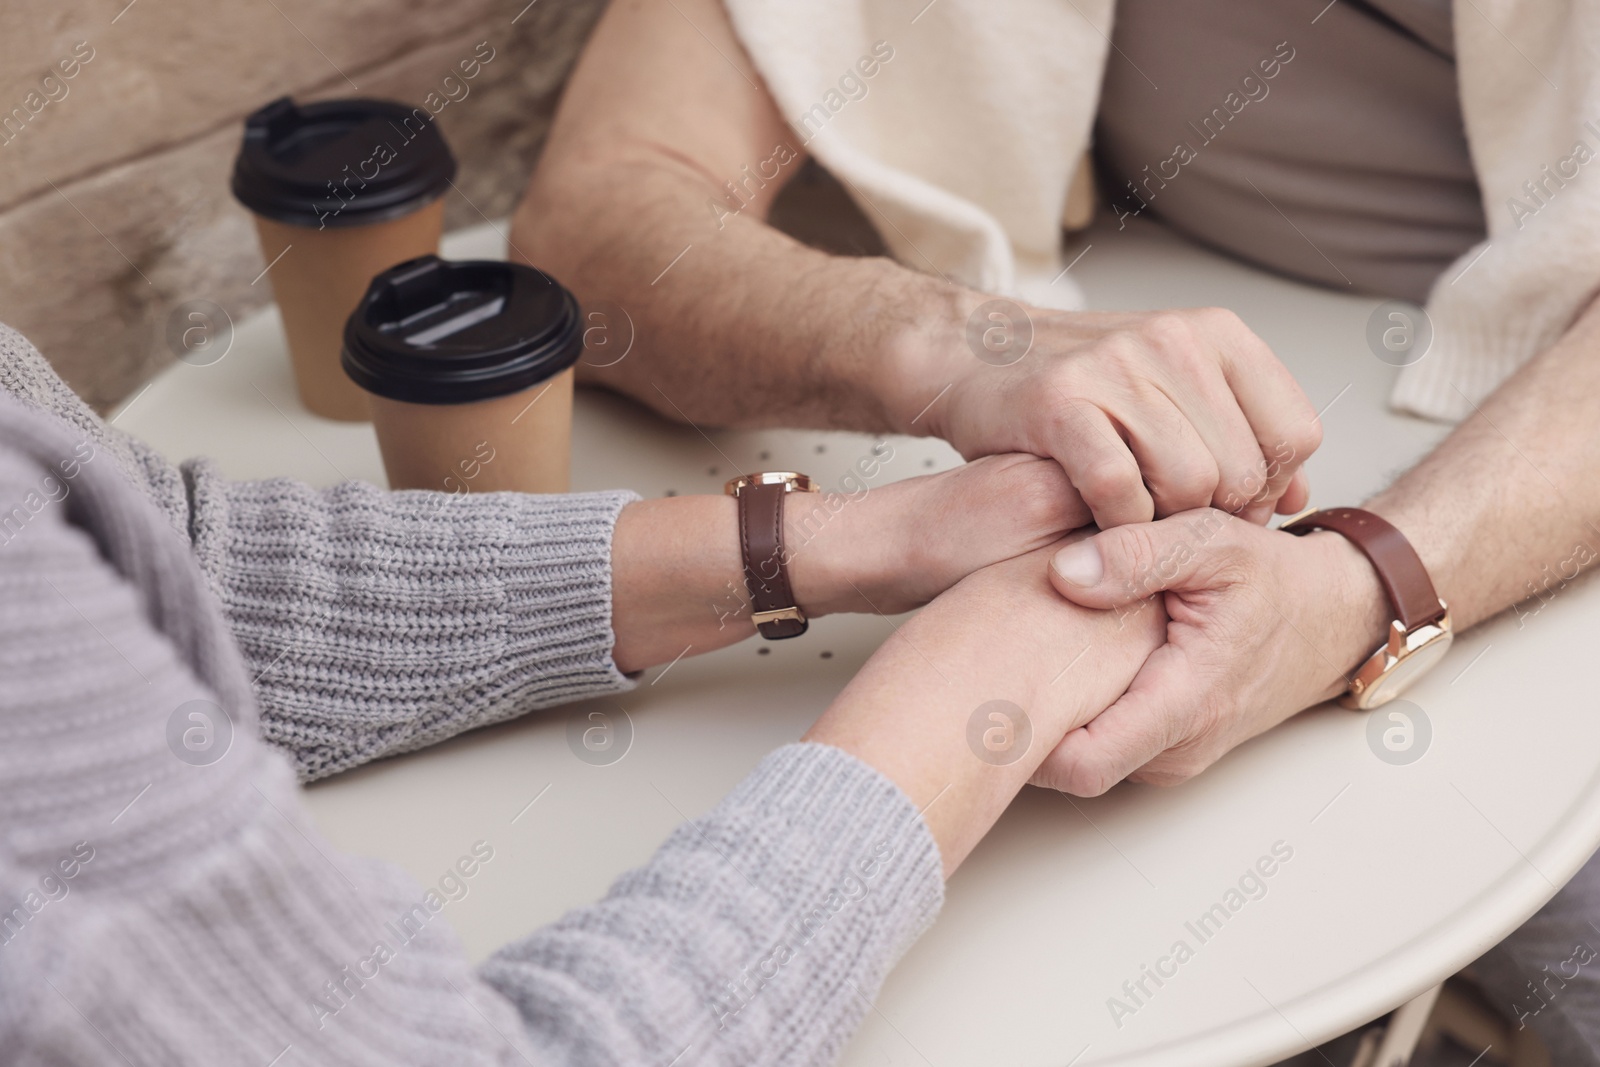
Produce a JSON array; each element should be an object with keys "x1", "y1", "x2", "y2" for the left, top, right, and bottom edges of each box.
[
  {"x1": 508, "y1": 0, "x2": 964, "y2": 436},
  {"x1": 1366, "y1": 299, "x2": 1600, "y2": 632},
  {"x1": 514, "y1": 149, "x2": 962, "y2": 434}
]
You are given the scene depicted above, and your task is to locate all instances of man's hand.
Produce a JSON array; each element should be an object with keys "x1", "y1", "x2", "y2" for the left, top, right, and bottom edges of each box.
[
  {"x1": 1031, "y1": 508, "x2": 1391, "y2": 795},
  {"x1": 519, "y1": 0, "x2": 1320, "y2": 537},
  {"x1": 790, "y1": 453, "x2": 1092, "y2": 616},
  {"x1": 909, "y1": 306, "x2": 1321, "y2": 529}
]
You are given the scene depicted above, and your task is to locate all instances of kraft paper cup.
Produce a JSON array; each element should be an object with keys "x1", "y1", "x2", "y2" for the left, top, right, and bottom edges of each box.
[
  {"x1": 232, "y1": 96, "x2": 457, "y2": 421},
  {"x1": 342, "y1": 256, "x2": 583, "y2": 495}
]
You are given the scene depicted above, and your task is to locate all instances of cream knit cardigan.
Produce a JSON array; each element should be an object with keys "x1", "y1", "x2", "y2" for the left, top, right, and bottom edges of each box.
[{"x1": 723, "y1": 0, "x2": 1600, "y2": 422}]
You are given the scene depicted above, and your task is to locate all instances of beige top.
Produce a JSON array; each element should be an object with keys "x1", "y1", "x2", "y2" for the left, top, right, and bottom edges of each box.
[{"x1": 1094, "y1": 0, "x2": 1486, "y2": 303}]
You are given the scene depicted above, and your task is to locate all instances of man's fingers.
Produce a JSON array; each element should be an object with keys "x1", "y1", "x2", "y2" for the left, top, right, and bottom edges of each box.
[
  {"x1": 1276, "y1": 467, "x2": 1311, "y2": 515},
  {"x1": 1043, "y1": 398, "x2": 1156, "y2": 529},
  {"x1": 1135, "y1": 337, "x2": 1278, "y2": 521},
  {"x1": 1032, "y1": 650, "x2": 1189, "y2": 796},
  {"x1": 1204, "y1": 310, "x2": 1322, "y2": 513},
  {"x1": 1047, "y1": 508, "x2": 1242, "y2": 609},
  {"x1": 1118, "y1": 394, "x2": 1221, "y2": 519},
  {"x1": 1237, "y1": 466, "x2": 1312, "y2": 525}
]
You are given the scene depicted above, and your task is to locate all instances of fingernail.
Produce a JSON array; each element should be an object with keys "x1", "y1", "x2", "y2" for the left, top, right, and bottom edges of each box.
[{"x1": 1052, "y1": 542, "x2": 1102, "y2": 587}]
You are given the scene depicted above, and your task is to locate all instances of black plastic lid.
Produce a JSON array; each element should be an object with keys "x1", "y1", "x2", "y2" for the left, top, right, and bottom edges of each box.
[
  {"x1": 231, "y1": 96, "x2": 456, "y2": 228},
  {"x1": 342, "y1": 256, "x2": 583, "y2": 404}
]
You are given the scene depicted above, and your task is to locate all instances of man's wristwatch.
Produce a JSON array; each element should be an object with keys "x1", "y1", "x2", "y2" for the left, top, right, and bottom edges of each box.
[
  {"x1": 725, "y1": 471, "x2": 818, "y2": 639},
  {"x1": 1281, "y1": 507, "x2": 1452, "y2": 710}
]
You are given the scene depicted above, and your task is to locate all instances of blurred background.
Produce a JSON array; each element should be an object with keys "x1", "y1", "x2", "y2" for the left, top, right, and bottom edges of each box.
[
  {"x1": 0, "y1": 0, "x2": 608, "y2": 410},
  {"x1": 0, "y1": 0, "x2": 885, "y2": 413}
]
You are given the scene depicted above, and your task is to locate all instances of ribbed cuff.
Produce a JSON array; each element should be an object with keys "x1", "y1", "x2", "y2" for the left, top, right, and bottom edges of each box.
[
  {"x1": 1397, "y1": 221, "x2": 1593, "y2": 422},
  {"x1": 693, "y1": 742, "x2": 947, "y2": 1064},
  {"x1": 482, "y1": 742, "x2": 945, "y2": 1066},
  {"x1": 1390, "y1": 308, "x2": 1553, "y2": 422},
  {"x1": 208, "y1": 477, "x2": 640, "y2": 781}
]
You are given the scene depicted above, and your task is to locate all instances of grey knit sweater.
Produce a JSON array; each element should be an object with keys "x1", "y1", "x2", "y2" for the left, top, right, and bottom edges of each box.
[{"x1": 0, "y1": 323, "x2": 944, "y2": 1066}]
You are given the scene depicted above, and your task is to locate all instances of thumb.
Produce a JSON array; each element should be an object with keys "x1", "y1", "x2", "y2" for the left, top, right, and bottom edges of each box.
[
  {"x1": 1031, "y1": 645, "x2": 1191, "y2": 796},
  {"x1": 1047, "y1": 508, "x2": 1241, "y2": 609}
]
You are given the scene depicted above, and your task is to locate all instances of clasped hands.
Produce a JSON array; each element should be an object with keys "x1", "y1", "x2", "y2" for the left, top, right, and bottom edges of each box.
[{"x1": 804, "y1": 304, "x2": 1390, "y2": 803}]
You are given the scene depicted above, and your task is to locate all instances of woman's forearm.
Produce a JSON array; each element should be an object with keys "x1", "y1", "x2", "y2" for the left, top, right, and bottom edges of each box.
[
  {"x1": 3, "y1": 408, "x2": 944, "y2": 1067},
  {"x1": 610, "y1": 453, "x2": 1102, "y2": 675}
]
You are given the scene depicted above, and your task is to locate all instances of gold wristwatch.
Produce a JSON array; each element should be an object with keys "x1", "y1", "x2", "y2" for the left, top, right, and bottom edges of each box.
[{"x1": 1281, "y1": 507, "x2": 1452, "y2": 710}]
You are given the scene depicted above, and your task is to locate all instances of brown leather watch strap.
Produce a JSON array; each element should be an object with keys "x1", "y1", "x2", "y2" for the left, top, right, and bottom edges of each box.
[
  {"x1": 1281, "y1": 507, "x2": 1445, "y2": 630},
  {"x1": 732, "y1": 477, "x2": 809, "y2": 639}
]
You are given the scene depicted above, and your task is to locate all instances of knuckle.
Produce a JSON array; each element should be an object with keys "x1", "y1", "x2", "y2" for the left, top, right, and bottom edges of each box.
[
  {"x1": 1129, "y1": 764, "x2": 1182, "y2": 788},
  {"x1": 1142, "y1": 311, "x2": 1193, "y2": 348},
  {"x1": 1107, "y1": 524, "x2": 1164, "y2": 586},
  {"x1": 1156, "y1": 455, "x2": 1220, "y2": 510},
  {"x1": 1217, "y1": 459, "x2": 1269, "y2": 513},
  {"x1": 1289, "y1": 418, "x2": 1323, "y2": 461},
  {"x1": 1166, "y1": 751, "x2": 1215, "y2": 784},
  {"x1": 1075, "y1": 454, "x2": 1142, "y2": 506},
  {"x1": 1141, "y1": 760, "x2": 1203, "y2": 787},
  {"x1": 1194, "y1": 305, "x2": 1244, "y2": 335}
]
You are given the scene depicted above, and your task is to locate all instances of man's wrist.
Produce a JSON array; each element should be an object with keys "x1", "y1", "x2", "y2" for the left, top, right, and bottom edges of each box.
[
  {"x1": 1302, "y1": 529, "x2": 1393, "y2": 700},
  {"x1": 879, "y1": 282, "x2": 977, "y2": 437}
]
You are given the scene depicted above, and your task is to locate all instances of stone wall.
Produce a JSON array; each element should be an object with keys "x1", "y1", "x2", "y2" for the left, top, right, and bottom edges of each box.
[{"x1": 0, "y1": 0, "x2": 609, "y2": 410}]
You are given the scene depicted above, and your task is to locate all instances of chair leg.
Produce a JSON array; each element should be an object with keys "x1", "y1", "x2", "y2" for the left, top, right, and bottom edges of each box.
[
  {"x1": 1348, "y1": 1028, "x2": 1382, "y2": 1067},
  {"x1": 1425, "y1": 979, "x2": 1512, "y2": 1062},
  {"x1": 1509, "y1": 1024, "x2": 1552, "y2": 1067},
  {"x1": 1366, "y1": 984, "x2": 1444, "y2": 1067}
]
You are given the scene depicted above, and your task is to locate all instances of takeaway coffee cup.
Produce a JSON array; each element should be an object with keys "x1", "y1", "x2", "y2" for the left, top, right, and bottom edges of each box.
[
  {"x1": 231, "y1": 96, "x2": 456, "y2": 421},
  {"x1": 342, "y1": 255, "x2": 583, "y2": 494}
]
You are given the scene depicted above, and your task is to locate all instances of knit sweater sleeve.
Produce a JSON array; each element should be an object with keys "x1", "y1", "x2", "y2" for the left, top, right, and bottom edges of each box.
[
  {"x1": 196, "y1": 478, "x2": 639, "y2": 781},
  {"x1": 481, "y1": 743, "x2": 945, "y2": 1066},
  {"x1": 0, "y1": 409, "x2": 945, "y2": 1067},
  {"x1": 0, "y1": 322, "x2": 638, "y2": 782}
]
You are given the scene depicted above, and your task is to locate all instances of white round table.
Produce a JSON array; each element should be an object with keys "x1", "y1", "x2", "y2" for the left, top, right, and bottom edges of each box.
[{"x1": 116, "y1": 216, "x2": 1600, "y2": 1067}]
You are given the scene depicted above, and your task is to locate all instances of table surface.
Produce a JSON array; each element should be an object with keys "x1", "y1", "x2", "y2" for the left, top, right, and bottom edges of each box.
[{"x1": 116, "y1": 216, "x2": 1600, "y2": 1067}]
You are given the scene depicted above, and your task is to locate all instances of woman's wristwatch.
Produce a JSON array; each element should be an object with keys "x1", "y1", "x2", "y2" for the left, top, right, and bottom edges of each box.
[
  {"x1": 1281, "y1": 507, "x2": 1453, "y2": 710},
  {"x1": 725, "y1": 471, "x2": 819, "y2": 639}
]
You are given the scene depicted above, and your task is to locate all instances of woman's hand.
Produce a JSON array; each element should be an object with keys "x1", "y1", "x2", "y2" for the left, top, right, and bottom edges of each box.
[
  {"x1": 806, "y1": 540, "x2": 1165, "y2": 875},
  {"x1": 790, "y1": 452, "x2": 1093, "y2": 616}
]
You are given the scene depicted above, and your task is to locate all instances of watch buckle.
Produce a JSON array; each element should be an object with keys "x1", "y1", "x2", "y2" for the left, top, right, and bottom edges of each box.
[
  {"x1": 724, "y1": 471, "x2": 817, "y2": 496},
  {"x1": 1276, "y1": 505, "x2": 1321, "y2": 530},
  {"x1": 751, "y1": 606, "x2": 806, "y2": 626}
]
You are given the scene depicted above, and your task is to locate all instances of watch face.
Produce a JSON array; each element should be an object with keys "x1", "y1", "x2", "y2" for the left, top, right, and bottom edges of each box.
[{"x1": 1364, "y1": 629, "x2": 1454, "y2": 708}]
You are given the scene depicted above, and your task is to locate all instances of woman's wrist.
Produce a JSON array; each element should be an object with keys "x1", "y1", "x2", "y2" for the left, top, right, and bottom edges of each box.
[
  {"x1": 608, "y1": 450, "x2": 1090, "y2": 672},
  {"x1": 609, "y1": 489, "x2": 878, "y2": 672},
  {"x1": 784, "y1": 486, "x2": 902, "y2": 617},
  {"x1": 610, "y1": 495, "x2": 746, "y2": 672}
]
